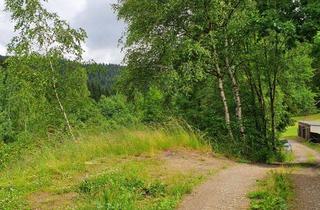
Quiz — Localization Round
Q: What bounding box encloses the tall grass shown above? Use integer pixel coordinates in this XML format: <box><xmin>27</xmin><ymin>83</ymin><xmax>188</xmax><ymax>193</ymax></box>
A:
<box><xmin>0</xmin><ymin>123</ymin><xmax>210</xmax><ymax>209</ymax></box>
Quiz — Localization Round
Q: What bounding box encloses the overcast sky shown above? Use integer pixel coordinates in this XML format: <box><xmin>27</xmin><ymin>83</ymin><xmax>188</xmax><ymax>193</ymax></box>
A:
<box><xmin>0</xmin><ymin>0</ymin><xmax>126</xmax><ymax>64</ymax></box>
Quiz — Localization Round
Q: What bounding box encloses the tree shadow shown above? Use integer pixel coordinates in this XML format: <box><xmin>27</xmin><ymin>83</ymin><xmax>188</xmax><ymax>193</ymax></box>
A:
<box><xmin>272</xmin><ymin>162</ymin><xmax>320</xmax><ymax>169</ymax></box>
<box><xmin>250</xmin><ymin>162</ymin><xmax>320</xmax><ymax>169</ymax></box>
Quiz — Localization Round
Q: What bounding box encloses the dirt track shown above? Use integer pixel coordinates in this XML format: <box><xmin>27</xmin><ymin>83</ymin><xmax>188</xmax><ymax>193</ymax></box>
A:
<box><xmin>289</xmin><ymin>141</ymin><xmax>320</xmax><ymax>210</ymax></box>
<box><xmin>178</xmin><ymin>141</ymin><xmax>320</xmax><ymax>210</ymax></box>
<box><xmin>178</xmin><ymin>164</ymin><xmax>270</xmax><ymax>210</ymax></box>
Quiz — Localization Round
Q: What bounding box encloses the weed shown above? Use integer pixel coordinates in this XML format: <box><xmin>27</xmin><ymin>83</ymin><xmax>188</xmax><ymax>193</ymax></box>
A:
<box><xmin>76</xmin><ymin>168</ymin><xmax>204</xmax><ymax>209</ymax></box>
<box><xmin>78</xmin><ymin>171</ymin><xmax>168</xmax><ymax>209</ymax></box>
<box><xmin>248</xmin><ymin>170</ymin><xmax>293</xmax><ymax>210</ymax></box>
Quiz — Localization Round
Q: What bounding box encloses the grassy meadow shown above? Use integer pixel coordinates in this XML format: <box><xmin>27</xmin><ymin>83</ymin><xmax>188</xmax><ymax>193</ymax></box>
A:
<box><xmin>0</xmin><ymin>124</ymin><xmax>217</xmax><ymax>209</ymax></box>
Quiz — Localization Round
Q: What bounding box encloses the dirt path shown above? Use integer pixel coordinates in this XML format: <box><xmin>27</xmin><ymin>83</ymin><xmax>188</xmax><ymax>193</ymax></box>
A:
<box><xmin>289</xmin><ymin>141</ymin><xmax>320</xmax><ymax>163</ymax></box>
<box><xmin>178</xmin><ymin>164</ymin><xmax>270</xmax><ymax>210</ymax></box>
<box><xmin>289</xmin><ymin>141</ymin><xmax>320</xmax><ymax>210</ymax></box>
<box><xmin>178</xmin><ymin>141</ymin><xmax>320</xmax><ymax>210</ymax></box>
<box><xmin>177</xmin><ymin>140</ymin><xmax>320</xmax><ymax>210</ymax></box>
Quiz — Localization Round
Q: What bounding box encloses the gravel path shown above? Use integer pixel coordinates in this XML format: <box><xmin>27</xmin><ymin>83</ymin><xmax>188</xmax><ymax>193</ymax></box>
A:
<box><xmin>289</xmin><ymin>141</ymin><xmax>320</xmax><ymax>163</ymax></box>
<box><xmin>177</xmin><ymin>140</ymin><xmax>320</xmax><ymax>210</ymax></box>
<box><xmin>290</xmin><ymin>140</ymin><xmax>320</xmax><ymax>210</ymax></box>
<box><xmin>177</xmin><ymin>164</ymin><xmax>270</xmax><ymax>210</ymax></box>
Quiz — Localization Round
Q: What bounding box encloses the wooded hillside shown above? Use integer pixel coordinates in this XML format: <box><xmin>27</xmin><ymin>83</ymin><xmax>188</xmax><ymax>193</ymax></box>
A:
<box><xmin>1</xmin><ymin>1</ymin><xmax>320</xmax><ymax>209</ymax></box>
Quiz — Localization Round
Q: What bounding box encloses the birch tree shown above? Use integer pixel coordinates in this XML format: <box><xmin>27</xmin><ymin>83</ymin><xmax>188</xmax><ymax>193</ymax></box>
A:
<box><xmin>5</xmin><ymin>0</ymin><xmax>87</xmax><ymax>139</ymax></box>
<box><xmin>115</xmin><ymin>0</ymin><xmax>256</xmax><ymax>141</ymax></box>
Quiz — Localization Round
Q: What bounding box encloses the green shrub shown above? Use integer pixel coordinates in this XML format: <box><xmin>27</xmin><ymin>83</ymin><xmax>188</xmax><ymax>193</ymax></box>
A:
<box><xmin>0</xmin><ymin>57</ymin><xmax>100</xmax><ymax>141</ymax></box>
<box><xmin>140</xmin><ymin>87</ymin><xmax>166</xmax><ymax>123</ymax></box>
<box><xmin>98</xmin><ymin>94</ymin><xmax>140</xmax><ymax>126</ymax></box>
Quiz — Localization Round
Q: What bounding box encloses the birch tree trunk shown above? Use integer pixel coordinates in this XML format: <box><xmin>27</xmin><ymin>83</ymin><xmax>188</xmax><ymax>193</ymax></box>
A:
<box><xmin>225</xmin><ymin>57</ymin><xmax>245</xmax><ymax>137</ymax></box>
<box><xmin>214</xmin><ymin>48</ymin><xmax>234</xmax><ymax>141</ymax></box>
<box><xmin>224</xmin><ymin>39</ymin><xmax>245</xmax><ymax>138</ymax></box>
<box><xmin>49</xmin><ymin>60</ymin><xmax>75</xmax><ymax>140</ymax></box>
<box><xmin>217</xmin><ymin>73</ymin><xmax>234</xmax><ymax>142</ymax></box>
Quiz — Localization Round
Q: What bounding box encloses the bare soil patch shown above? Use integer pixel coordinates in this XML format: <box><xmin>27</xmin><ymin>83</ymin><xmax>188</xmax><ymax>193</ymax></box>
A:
<box><xmin>28</xmin><ymin>192</ymin><xmax>77</xmax><ymax>210</ymax></box>
<box><xmin>161</xmin><ymin>149</ymin><xmax>233</xmax><ymax>174</ymax></box>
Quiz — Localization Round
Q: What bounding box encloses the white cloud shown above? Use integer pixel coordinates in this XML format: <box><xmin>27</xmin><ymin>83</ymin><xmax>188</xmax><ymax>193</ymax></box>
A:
<box><xmin>83</xmin><ymin>45</ymin><xmax>123</xmax><ymax>64</ymax></box>
<box><xmin>0</xmin><ymin>0</ymin><xmax>15</xmax><ymax>54</ymax></box>
<box><xmin>0</xmin><ymin>44</ymin><xmax>6</xmax><ymax>55</ymax></box>
<box><xmin>46</xmin><ymin>0</ymin><xmax>87</xmax><ymax>21</ymax></box>
<box><xmin>0</xmin><ymin>0</ymin><xmax>4</xmax><ymax>9</ymax></box>
<box><xmin>73</xmin><ymin>0</ymin><xmax>125</xmax><ymax>64</ymax></box>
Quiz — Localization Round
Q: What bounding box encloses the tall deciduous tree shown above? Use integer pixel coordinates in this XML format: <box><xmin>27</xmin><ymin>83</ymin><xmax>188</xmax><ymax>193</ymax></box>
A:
<box><xmin>115</xmin><ymin>0</ymin><xmax>256</xmax><ymax>141</ymax></box>
<box><xmin>5</xmin><ymin>0</ymin><xmax>87</xmax><ymax>139</ymax></box>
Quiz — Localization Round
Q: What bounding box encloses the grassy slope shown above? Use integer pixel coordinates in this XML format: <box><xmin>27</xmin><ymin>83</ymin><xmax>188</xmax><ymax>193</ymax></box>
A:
<box><xmin>0</xmin><ymin>125</ymin><xmax>215</xmax><ymax>209</ymax></box>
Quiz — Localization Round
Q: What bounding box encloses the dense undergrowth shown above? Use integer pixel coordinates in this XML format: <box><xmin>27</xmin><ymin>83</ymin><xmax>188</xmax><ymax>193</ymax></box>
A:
<box><xmin>0</xmin><ymin>124</ymin><xmax>212</xmax><ymax>209</ymax></box>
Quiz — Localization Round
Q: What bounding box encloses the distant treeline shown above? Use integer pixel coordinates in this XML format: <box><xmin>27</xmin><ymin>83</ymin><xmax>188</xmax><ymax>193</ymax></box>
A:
<box><xmin>86</xmin><ymin>63</ymin><xmax>122</xmax><ymax>101</ymax></box>
<box><xmin>0</xmin><ymin>56</ymin><xmax>7</xmax><ymax>65</ymax></box>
